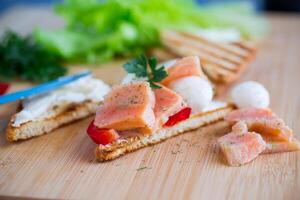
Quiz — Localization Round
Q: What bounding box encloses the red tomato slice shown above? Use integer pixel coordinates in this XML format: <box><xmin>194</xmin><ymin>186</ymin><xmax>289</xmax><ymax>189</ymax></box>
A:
<box><xmin>0</xmin><ymin>82</ymin><xmax>10</xmax><ymax>95</ymax></box>
<box><xmin>164</xmin><ymin>107</ymin><xmax>192</xmax><ymax>127</ymax></box>
<box><xmin>87</xmin><ymin>121</ymin><xmax>119</xmax><ymax>145</ymax></box>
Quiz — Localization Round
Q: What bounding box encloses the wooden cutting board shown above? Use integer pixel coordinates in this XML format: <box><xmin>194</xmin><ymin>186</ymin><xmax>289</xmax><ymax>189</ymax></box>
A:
<box><xmin>0</xmin><ymin>14</ymin><xmax>300</xmax><ymax>200</ymax></box>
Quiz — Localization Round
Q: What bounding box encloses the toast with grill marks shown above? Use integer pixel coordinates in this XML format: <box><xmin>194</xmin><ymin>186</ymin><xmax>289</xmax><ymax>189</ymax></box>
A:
<box><xmin>153</xmin><ymin>30</ymin><xmax>257</xmax><ymax>84</ymax></box>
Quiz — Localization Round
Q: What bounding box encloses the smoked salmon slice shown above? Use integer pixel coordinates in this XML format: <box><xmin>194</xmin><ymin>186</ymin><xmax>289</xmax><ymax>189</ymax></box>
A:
<box><xmin>218</xmin><ymin>121</ymin><xmax>266</xmax><ymax>166</ymax></box>
<box><xmin>160</xmin><ymin>56</ymin><xmax>205</xmax><ymax>86</ymax></box>
<box><xmin>94</xmin><ymin>82</ymin><xmax>156</xmax><ymax>134</ymax></box>
<box><xmin>225</xmin><ymin>107</ymin><xmax>273</xmax><ymax>121</ymax></box>
<box><xmin>225</xmin><ymin>108</ymin><xmax>300</xmax><ymax>153</ymax></box>
<box><xmin>154</xmin><ymin>86</ymin><xmax>186</xmax><ymax>126</ymax></box>
<box><xmin>263</xmin><ymin>137</ymin><xmax>300</xmax><ymax>154</ymax></box>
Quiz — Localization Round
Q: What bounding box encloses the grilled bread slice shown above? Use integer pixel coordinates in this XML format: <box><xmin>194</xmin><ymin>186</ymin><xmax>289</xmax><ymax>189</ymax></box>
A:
<box><xmin>155</xmin><ymin>30</ymin><xmax>257</xmax><ymax>84</ymax></box>
<box><xmin>95</xmin><ymin>104</ymin><xmax>235</xmax><ymax>161</ymax></box>
<box><xmin>6</xmin><ymin>100</ymin><xmax>100</xmax><ymax>142</ymax></box>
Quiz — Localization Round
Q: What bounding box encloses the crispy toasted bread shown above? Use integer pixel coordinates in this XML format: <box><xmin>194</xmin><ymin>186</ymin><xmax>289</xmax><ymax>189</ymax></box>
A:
<box><xmin>153</xmin><ymin>30</ymin><xmax>257</xmax><ymax>84</ymax></box>
<box><xmin>95</xmin><ymin>104</ymin><xmax>235</xmax><ymax>161</ymax></box>
<box><xmin>6</xmin><ymin>101</ymin><xmax>100</xmax><ymax>142</ymax></box>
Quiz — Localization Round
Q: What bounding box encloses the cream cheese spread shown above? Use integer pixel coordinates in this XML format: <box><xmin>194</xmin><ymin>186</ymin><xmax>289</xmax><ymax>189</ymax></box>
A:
<box><xmin>13</xmin><ymin>76</ymin><xmax>110</xmax><ymax>127</ymax></box>
<box><xmin>202</xmin><ymin>101</ymin><xmax>227</xmax><ymax>112</ymax></box>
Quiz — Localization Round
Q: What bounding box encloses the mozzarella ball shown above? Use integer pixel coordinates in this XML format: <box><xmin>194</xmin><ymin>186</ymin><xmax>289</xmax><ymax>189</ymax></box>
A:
<box><xmin>231</xmin><ymin>81</ymin><xmax>270</xmax><ymax>109</ymax></box>
<box><xmin>169</xmin><ymin>76</ymin><xmax>213</xmax><ymax>113</ymax></box>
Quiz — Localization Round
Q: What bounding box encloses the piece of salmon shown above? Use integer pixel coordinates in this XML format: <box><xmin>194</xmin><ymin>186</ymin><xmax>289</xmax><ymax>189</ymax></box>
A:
<box><xmin>226</xmin><ymin>108</ymin><xmax>293</xmax><ymax>142</ymax></box>
<box><xmin>226</xmin><ymin>108</ymin><xmax>300</xmax><ymax>153</ymax></box>
<box><xmin>160</xmin><ymin>56</ymin><xmax>205</xmax><ymax>86</ymax></box>
<box><xmin>94</xmin><ymin>82</ymin><xmax>156</xmax><ymax>134</ymax></box>
<box><xmin>153</xmin><ymin>86</ymin><xmax>186</xmax><ymax>126</ymax></box>
<box><xmin>263</xmin><ymin>137</ymin><xmax>300</xmax><ymax>154</ymax></box>
<box><xmin>231</xmin><ymin>120</ymin><xmax>248</xmax><ymax>133</ymax></box>
<box><xmin>226</xmin><ymin>107</ymin><xmax>273</xmax><ymax>121</ymax></box>
<box><xmin>218</xmin><ymin>121</ymin><xmax>266</xmax><ymax>166</ymax></box>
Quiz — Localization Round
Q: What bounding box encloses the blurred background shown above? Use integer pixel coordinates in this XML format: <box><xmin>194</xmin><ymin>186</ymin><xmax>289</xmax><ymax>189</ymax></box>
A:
<box><xmin>1</xmin><ymin>0</ymin><xmax>300</xmax><ymax>13</ymax></box>
<box><xmin>0</xmin><ymin>0</ymin><xmax>299</xmax><ymax>85</ymax></box>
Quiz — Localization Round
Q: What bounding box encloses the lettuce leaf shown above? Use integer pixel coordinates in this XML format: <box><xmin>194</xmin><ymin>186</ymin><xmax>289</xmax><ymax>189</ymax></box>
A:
<box><xmin>35</xmin><ymin>0</ymin><xmax>267</xmax><ymax>63</ymax></box>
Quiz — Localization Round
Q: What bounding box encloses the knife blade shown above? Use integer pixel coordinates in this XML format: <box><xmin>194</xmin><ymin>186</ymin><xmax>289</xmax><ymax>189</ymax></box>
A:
<box><xmin>0</xmin><ymin>71</ymin><xmax>91</xmax><ymax>105</ymax></box>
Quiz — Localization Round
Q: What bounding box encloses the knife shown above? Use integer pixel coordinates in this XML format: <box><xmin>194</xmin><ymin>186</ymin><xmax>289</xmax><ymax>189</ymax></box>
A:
<box><xmin>0</xmin><ymin>71</ymin><xmax>91</xmax><ymax>105</ymax></box>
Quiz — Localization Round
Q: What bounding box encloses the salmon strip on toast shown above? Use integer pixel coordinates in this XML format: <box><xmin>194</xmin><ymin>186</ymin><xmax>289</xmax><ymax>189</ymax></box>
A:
<box><xmin>225</xmin><ymin>108</ymin><xmax>300</xmax><ymax>154</ymax></box>
<box><xmin>87</xmin><ymin>55</ymin><xmax>238</xmax><ymax>161</ymax></box>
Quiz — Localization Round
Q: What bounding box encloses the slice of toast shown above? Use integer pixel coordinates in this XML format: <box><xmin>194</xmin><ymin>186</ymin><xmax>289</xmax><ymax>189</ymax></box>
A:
<box><xmin>6</xmin><ymin>100</ymin><xmax>100</xmax><ymax>142</ymax></box>
<box><xmin>95</xmin><ymin>104</ymin><xmax>235</xmax><ymax>161</ymax></box>
<box><xmin>155</xmin><ymin>30</ymin><xmax>257</xmax><ymax>84</ymax></box>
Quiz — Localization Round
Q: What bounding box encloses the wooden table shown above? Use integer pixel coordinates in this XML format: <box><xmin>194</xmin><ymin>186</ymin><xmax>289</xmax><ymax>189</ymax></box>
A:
<box><xmin>0</xmin><ymin>10</ymin><xmax>300</xmax><ymax>200</ymax></box>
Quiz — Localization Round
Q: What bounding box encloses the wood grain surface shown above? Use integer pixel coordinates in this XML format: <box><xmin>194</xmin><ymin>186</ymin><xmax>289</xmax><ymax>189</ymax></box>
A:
<box><xmin>0</xmin><ymin>12</ymin><xmax>300</xmax><ymax>200</ymax></box>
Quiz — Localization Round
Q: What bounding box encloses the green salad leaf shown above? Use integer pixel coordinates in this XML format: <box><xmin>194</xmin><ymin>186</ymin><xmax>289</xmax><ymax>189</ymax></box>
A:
<box><xmin>35</xmin><ymin>0</ymin><xmax>267</xmax><ymax>64</ymax></box>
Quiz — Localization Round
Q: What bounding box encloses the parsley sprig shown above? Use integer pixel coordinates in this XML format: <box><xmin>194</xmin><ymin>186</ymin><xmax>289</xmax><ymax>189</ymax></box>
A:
<box><xmin>123</xmin><ymin>54</ymin><xmax>168</xmax><ymax>89</ymax></box>
<box><xmin>0</xmin><ymin>31</ymin><xmax>66</xmax><ymax>83</ymax></box>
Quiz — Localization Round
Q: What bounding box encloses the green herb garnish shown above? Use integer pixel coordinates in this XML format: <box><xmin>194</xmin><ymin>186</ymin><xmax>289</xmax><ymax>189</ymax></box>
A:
<box><xmin>123</xmin><ymin>54</ymin><xmax>168</xmax><ymax>89</ymax></box>
<box><xmin>136</xmin><ymin>166</ymin><xmax>152</xmax><ymax>171</ymax></box>
<box><xmin>0</xmin><ymin>31</ymin><xmax>66</xmax><ymax>83</ymax></box>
